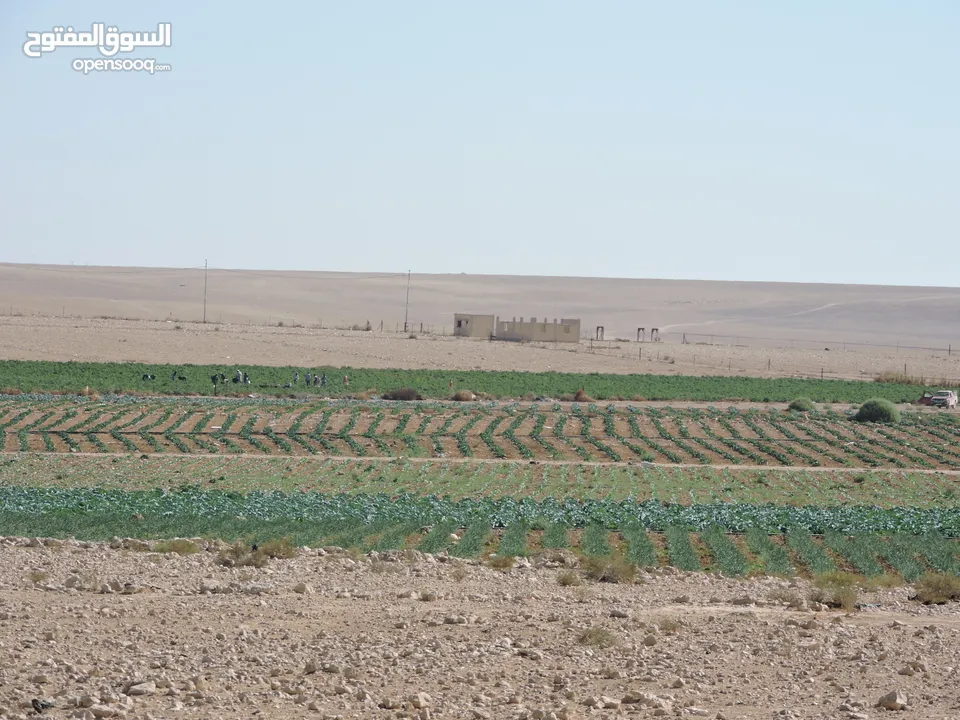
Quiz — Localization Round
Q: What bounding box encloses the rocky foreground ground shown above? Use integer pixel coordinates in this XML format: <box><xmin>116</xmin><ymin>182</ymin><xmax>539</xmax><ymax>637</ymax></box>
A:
<box><xmin>1</xmin><ymin>537</ymin><xmax>959</xmax><ymax>720</ymax></box>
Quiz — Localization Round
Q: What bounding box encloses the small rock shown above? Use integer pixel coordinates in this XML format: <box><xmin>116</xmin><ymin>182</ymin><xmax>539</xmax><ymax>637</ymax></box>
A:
<box><xmin>877</xmin><ymin>690</ymin><xmax>908</xmax><ymax>711</ymax></box>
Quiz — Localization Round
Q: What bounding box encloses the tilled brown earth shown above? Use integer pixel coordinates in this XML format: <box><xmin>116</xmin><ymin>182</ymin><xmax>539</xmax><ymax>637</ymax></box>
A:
<box><xmin>1</xmin><ymin>538</ymin><xmax>959</xmax><ymax>720</ymax></box>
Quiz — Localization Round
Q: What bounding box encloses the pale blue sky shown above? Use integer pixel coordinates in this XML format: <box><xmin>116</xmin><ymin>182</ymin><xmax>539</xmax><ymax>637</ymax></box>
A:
<box><xmin>1</xmin><ymin>2</ymin><xmax>957</xmax><ymax>286</ymax></box>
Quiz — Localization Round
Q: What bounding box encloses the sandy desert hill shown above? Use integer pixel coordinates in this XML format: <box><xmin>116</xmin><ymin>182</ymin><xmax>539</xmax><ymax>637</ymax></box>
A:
<box><xmin>2</xmin><ymin>263</ymin><xmax>959</xmax><ymax>351</ymax></box>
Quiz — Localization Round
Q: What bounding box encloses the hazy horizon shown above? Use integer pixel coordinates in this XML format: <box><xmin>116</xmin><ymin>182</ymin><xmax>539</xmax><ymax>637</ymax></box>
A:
<box><xmin>2</xmin><ymin>261</ymin><xmax>958</xmax><ymax>292</ymax></box>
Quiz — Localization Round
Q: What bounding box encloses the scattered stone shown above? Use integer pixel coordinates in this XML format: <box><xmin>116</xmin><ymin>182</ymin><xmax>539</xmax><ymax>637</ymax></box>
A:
<box><xmin>877</xmin><ymin>690</ymin><xmax>908</xmax><ymax>711</ymax></box>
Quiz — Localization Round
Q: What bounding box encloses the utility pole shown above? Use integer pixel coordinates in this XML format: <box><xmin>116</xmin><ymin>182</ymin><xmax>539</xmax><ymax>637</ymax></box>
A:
<box><xmin>203</xmin><ymin>259</ymin><xmax>208</xmax><ymax>323</ymax></box>
<box><xmin>403</xmin><ymin>270</ymin><xmax>411</xmax><ymax>332</ymax></box>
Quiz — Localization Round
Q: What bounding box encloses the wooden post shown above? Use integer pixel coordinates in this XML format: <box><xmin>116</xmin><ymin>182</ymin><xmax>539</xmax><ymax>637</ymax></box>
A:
<box><xmin>639</xmin><ymin>347</ymin><xmax>641</xmax><ymax>362</ymax></box>
<box><xmin>767</xmin><ymin>359</ymin><xmax>771</xmax><ymax>370</ymax></box>
<box><xmin>821</xmin><ymin>368</ymin><xmax>824</xmax><ymax>379</ymax></box>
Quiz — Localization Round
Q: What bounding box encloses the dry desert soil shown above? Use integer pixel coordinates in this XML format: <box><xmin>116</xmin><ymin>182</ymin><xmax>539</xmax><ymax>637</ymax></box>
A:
<box><xmin>2</xmin><ymin>537</ymin><xmax>959</xmax><ymax>720</ymax></box>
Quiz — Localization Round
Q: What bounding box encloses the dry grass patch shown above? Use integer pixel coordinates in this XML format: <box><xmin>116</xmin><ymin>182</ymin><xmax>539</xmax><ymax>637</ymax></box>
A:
<box><xmin>488</xmin><ymin>555</ymin><xmax>516</xmax><ymax>570</ymax></box>
<box><xmin>152</xmin><ymin>539</ymin><xmax>200</xmax><ymax>555</ymax></box>
<box><xmin>557</xmin><ymin>569</ymin><xmax>582</xmax><ymax>587</ymax></box>
<box><xmin>912</xmin><ymin>572</ymin><xmax>960</xmax><ymax>605</ymax></box>
<box><xmin>451</xmin><ymin>390</ymin><xmax>476</xmax><ymax>402</ymax></box>
<box><xmin>450</xmin><ymin>565</ymin><xmax>469</xmax><ymax>582</ymax></box>
<box><xmin>862</xmin><ymin>573</ymin><xmax>905</xmax><ymax>591</ymax></box>
<box><xmin>581</xmin><ymin>555</ymin><xmax>637</xmax><ymax>584</ymax></box>
<box><xmin>215</xmin><ymin>537</ymin><xmax>297</xmax><ymax>568</ymax></box>
<box><xmin>577</xmin><ymin>627</ymin><xmax>620</xmax><ymax>648</ymax></box>
<box><xmin>809</xmin><ymin>571</ymin><xmax>861</xmax><ymax>611</ymax></box>
<box><xmin>656</xmin><ymin>616</ymin><xmax>683</xmax><ymax>635</ymax></box>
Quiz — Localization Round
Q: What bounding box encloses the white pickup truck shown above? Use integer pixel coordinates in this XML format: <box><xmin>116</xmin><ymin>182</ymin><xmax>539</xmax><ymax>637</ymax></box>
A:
<box><xmin>930</xmin><ymin>390</ymin><xmax>958</xmax><ymax>409</ymax></box>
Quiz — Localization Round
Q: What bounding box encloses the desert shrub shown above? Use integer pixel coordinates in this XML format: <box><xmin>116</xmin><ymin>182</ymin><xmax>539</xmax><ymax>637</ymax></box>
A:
<box><xmin>259</xmin><ymin>537</ymin><xmax>298</xmax><ymax>559</ymax></box>
<box><xmin>153</xmin><ymin>539</ymin><xmax>200</xmax><ymax>555</ymax></box>
<box><xmin>451</xmin><ymin>390</ymin><xmax>476</xmax><ymax>402</ymax></box>
<box><xmin>382</xmin><ymin>388</ymin><xmax>423</xmax><ymax>401</ymax></box>
<box><xmin>450</xmin><ymin>565</ymin><xmax>468</xmax><ymax>582</ymax></box>
<box><xmin>28</xmin><ymin>570</ymin><xmax>50</xmax><ymax>584</ymax></box>
<box><xmin>809</xmin><ymin>571</ymin><xmax>860</xmax><ymax>611</ymax></box>
<box><xmin>215</xmin><ymin>537</ymin><xmax>296</xmax><ymax>568</ymax></box>
<box><xmin>574</xmin><ymin>388</ymin><xmax>594</xmax><ymax>402</ymax></box>
<box><xmin>488</xmin><ymin>555</ymin><xmax>515</xmax><ymax>570</ymax></box>
<box><xmin>216</xmin><ymin>541</ymin><xmax>268</xmax><ymax>568</ymax></box>
<box><xmin>656</xmin><ymin>616</ymin><xmax>683</xmax><ymax>634</ymax></box>
<box><xmin>912</xmin><ymin>572</ymin><xmax>960</xmax><ymax>605</ymax></box>
<box><xmin>854</xmin><ymin>398</ymin><xmax>900</xmax><ymax>424</ymax></box>
<box><xmin>788</xmin><ymin>397</ymin><xmax>815</xmax><ymax>412</ymax></box>
<box><xmin>557</xmin><ymin>570</ymin><xmax>582</xmax><ymax>587</ymax></box>
<box><xmin>577</xmin><ymin>627</ymin><xmax>620</xmax><ymax>648</ymax></box>
<box><xmin>581</xmin><ymin>555</ymin><xmax>636</xmax><ymax>584</ymax></box>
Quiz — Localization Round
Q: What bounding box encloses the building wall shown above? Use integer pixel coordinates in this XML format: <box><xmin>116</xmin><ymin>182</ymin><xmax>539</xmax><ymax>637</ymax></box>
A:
<box><xmin>453</xmin><ymin>313</ymin><xmax>495</xmax><ymax>338</ymax></box>
<box><xmin>495</xmin><ymin>317</ymin><xmax>580</xmax><ymax>343</ymax></box>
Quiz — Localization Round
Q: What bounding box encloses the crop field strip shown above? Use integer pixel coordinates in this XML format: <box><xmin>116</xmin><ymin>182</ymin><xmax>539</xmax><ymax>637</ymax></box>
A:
<box><xmin>1</xmin><ymin>486</ymin><xmax>959</xmax><ymax>579</ymax></box>
<box><xmin>0</xmin><ymin>358</ymin><xmax>937</xmax><ymax>403</ymax></box>
<box><xmin>2</xmin><ymin>453</ymin><xmax>959</xmax><ymax>510</ymax></box>
<box><xmin>2</xmin><ymin>398</ymin><xmax>959</xmax><ymax>470</ymax></box>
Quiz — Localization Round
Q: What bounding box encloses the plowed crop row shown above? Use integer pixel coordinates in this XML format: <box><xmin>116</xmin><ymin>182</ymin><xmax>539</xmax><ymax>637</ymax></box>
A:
<box><xmin>2</xmin><ymin>399</ymin><xmax>958</xmax><ymax>469</ymax></box>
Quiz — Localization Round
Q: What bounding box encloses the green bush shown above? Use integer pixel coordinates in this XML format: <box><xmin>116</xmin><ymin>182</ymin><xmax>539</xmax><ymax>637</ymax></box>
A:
<box><xmin>788</xmin><ymin>397</ymin><xmax>815</xmax><ymax>412</ymax></box>
<box><xmin>854</xmin><ymin>398</ymin><xmax>901</xmax><ymax>424</ymax></box>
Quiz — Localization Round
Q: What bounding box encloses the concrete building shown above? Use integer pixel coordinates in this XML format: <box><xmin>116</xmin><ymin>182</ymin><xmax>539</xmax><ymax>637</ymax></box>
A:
<box><xmin>496</xmin><ymin>316</ymin><xmax>581</xmax><ymax>343</ymax></box>
<box><xmin>453</xmin><ymin>313</ymin><xmax>495</xmax><ymax>338</ymax></box>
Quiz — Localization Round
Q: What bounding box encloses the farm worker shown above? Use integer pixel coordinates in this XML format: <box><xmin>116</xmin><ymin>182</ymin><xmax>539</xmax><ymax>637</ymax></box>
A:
<box><xmin>306</xmin><ymin>373</ymin><xmax>312</xmax><ymax>385</ymax></box>
<box><xmin>343</xmin><ymin>375</ymin><xmax>349</xmax><ymax>386</ymax></box>
<box><xmin>320</xmin><ymin>373</ymin><xmax>327</xmax><ymax>387</ymax></box>
<box><xmin>449</xmin><ymin>379</ymin><xmax>453</xmax><ymax>391</ymax></box>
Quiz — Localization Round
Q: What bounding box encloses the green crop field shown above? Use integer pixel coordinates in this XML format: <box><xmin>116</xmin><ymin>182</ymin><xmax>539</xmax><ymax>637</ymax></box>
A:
<box><xmin>0</xmin><ymin>359</ymin><xmax>933</xmax><ymax>402</ymax></box>
<box><xmin>0</xmin><ymin>367</ymin><xmax>957</xmax><ymax>583</ymax></box>
<box><xmin>1</xmin><ymin>485</ymin><xmax>958</xmax><ymax>579</ymax></box>
<box><xmin>3</xmin><ymin>455</ymin><xmax>959</xmax><ymax>510</ymax></box>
